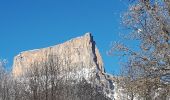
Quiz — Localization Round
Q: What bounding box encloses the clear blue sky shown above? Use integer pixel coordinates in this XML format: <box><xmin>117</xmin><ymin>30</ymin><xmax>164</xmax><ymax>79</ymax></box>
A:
<box><xmin>0</xmin><ymin>0</ymin><xmax>130</xmax><ymax>74</ymax></box>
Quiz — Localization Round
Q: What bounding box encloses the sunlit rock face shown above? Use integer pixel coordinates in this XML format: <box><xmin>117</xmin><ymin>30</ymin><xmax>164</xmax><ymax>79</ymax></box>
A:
<box><xmin>13</xmin><ymin>33</ymin><xmax>103</xmax><ymax>77</ymax></box>
<box><xmin>12</xmin><ymin>33</ymin><xmax>115</xmax><ymax>99</ymax></box>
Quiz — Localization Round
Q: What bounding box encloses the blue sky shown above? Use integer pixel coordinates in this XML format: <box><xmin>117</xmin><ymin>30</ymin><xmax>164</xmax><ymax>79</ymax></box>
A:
<box><xmin>0</xmin><ymin>0</ymin><xmax>130</xmax><ymax>74</ymax></box>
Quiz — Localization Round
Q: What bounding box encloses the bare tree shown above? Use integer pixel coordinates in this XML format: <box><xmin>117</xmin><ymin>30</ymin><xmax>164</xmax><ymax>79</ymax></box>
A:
<box><xmin>0</xmin><ymin>59</ymin><xmax>12</xmax><ymax>100</ymax></box>
<box><xmin>0</xmin><ymin>53</ymin><xmax>110</xmax><ymax>100</ymax></box>
<box><xmin>110</xmin><ymin>0</ymin><xmax>170</xmax><ymax>99</ymax></box>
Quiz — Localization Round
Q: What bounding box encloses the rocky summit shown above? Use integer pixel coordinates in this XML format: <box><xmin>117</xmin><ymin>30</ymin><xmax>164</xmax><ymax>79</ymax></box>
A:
<box><xmin>12</xmin><ymin>33</ymin><xmax>115</xmax><ymax>99</ymax></box>
<box><xmin>13</xmin><ymin>33</ymin><xmax>104</xmax><ymax>77</ymax></box>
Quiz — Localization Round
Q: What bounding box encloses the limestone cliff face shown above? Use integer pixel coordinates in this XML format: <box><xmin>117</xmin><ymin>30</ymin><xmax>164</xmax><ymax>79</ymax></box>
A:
<box><xmin>13</xmin><ymin>33</ymin><xmax>104</xmax><ymax>77</ymax></box>
<box><xmin>12</xmin><ymin>33</ymin><xmax>115</xmax><ymax>99</ymax></box>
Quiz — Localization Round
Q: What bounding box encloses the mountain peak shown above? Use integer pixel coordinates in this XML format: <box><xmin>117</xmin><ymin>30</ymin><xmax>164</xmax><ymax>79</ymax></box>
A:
<box><xmin>12</xmin><ymin>33</ymin><xmax>115</xmax><ymax>99</ymax></box>
<box><xmin>12</xmin><ymin>33</ymin><xmax>104</xmax><ymax>78</ymax></box>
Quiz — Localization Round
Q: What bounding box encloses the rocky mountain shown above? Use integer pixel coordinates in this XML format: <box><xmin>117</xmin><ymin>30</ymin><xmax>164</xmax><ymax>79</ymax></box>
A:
<box><xmin>12</xmin><ymin>33</ymin><xmax>115</xmax><ymax>99</ymax></box>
